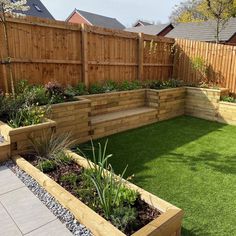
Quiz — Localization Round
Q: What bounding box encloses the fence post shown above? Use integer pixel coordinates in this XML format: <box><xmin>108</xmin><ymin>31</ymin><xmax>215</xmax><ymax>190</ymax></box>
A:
<box><xmin>1</xmin><ymin>63</ymin><xmax>9</xmax><ymax>93</ymax></box>
<box><xmin>138</xmin><ymin>33</ymin><xmax>144</xmax><ymax>81</ymax></box>
<box><xmin>81</xmin><ymin>24</ymin><xmax>89</xmax><ymax>88</ymax></box>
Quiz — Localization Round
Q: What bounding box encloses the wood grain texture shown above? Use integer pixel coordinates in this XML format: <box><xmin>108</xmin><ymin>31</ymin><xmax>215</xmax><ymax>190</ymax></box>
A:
<box><xmin>0</xmin><ymin>16</ymin><xmax>175</xmax><ymax>91</ymax></box>
<box><xmin>174</xmin><ymin>39</ymin><xmax>236</xmax><ymax>94</ymax></box>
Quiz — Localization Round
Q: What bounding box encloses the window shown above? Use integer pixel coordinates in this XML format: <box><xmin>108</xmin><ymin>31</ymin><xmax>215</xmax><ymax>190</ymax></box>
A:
<box><xmin>33</xmin><ymin>4</ymin><xmax>42</xmax><ymax>12</ymax></box>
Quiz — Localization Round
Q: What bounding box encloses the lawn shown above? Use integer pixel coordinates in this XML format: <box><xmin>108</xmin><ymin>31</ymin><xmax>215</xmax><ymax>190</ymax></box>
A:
<box><xmin>78</xmin><ymin>116</ymin><xmax>236</xmax><ymax>236</ymax></box>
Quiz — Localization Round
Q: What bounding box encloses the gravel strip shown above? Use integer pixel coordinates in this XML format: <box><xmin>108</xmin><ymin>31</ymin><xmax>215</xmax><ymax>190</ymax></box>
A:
<box><xmin>4</xmin><ymin>161</ymin><xmax>92</xmax><ymax>236</ymax></box>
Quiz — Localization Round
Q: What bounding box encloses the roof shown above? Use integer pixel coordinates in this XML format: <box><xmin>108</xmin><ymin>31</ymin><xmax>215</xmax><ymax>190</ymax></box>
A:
<box><xmin>23</xmin><ymin>0</ymin><xmax>54</xmax><ymax>20</ymax></box>
<box><xmin>134</xmin><ymin>20</ymin><xmax>153</xmax><ymax>27</ymax></box>
<box><xmin>125</xmin><ymin>24</ymin><xmax>173</xmax><ymax>35</ymax></box>
<box><xmin>166</xmin><ymin>18</ymin><xmax>236</xmax><ymax>42</ymax></box>
<box><xmin>75</xmin><ymin>9</ymin><xmax>125</xmax><ymax>30</ymax></box>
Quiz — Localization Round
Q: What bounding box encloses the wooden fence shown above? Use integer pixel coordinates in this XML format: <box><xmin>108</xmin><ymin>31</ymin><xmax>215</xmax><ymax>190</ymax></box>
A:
<box><xmin>174</xmin><ymin>39</ymin><xmax>236</xmax><ymax>94</ymax></box>
<box><xmin>1</xmin><ymin>16</ymin><xmax>236</xmax><ymax>94</ymax></box>
<box><xmin>0</xmin><ymin>16</ymin><xmax>174</xmax><ymax>91</ymax></box>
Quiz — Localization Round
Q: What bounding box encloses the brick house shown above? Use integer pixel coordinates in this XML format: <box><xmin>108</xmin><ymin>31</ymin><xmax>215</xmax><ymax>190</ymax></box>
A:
<box><xmin>66</xmin><ymin>9</ymin><xmax>125</xmax><ymax>30</ymax></box>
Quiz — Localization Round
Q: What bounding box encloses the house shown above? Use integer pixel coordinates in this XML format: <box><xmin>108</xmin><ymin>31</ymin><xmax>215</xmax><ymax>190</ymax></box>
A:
<box><xmin>133</xmin><ymin>20</ymin><xmax>153</xmax><ymax>27</ymax></box>
<box><xmin>166</xmin><ymin>18</ymin><xmax>236</xmax><ymax>45</ymax></box>
<box><xmin>125</xmin><ymin>23</ymin><xmax>174</xmax><ymax>37</ymax></box>
<box><xmin>19</xmin><ymin>0</ymin><xmax>54</xmax><ymax>20</ymax></box>
<box><xmin>66</xmin><ymin>9</ymin><xmax>125</xmax><ymax>30</ymax></box>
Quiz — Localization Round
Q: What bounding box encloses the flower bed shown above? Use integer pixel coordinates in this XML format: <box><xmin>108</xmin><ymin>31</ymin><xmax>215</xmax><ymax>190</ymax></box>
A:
<box><xmin>13</xmin><ymin>150</ymin><xmax>183</xmax><ymax>236</ymax></box>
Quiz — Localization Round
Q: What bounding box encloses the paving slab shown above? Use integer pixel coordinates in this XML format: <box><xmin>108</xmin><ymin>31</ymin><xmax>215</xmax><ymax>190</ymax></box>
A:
<box><xmin>0</xmin><ymin>202</ymin><xmax>22</xmax><ymax>236</ymax></box>
<box><xmin>25</xmin><ymin>219</ymin><xmax>72</xmax><ymax>236</ymax></box>
<box><xmin>0</xmin><ymin>187</ymin><xmax>56</xmax><ymax>234</ymax></box>
<box><xmin>0</xmin><ymin>166</ymin><xmax>25</xmax><ymax>195</ymax></box>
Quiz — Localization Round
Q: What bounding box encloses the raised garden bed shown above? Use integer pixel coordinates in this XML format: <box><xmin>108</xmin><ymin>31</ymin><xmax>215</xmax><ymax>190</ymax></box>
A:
<box><xmin>0</xmin><ymin>119</ymin><xmax>56</xmax><ymax>155</ymax></box>
<box><xmin>185</xmin><ymin>87</ymin><xmax>229</xmax><ymax>121</ymax></box>
<box><xmin>48</xmin><ymin>98</ymin><xmax>91</xmax><ymax>143</ymax></box>
<box><xmin>218</xmin><ymin>101</ymin><xmax>236</xmax><ymax>125</ymax></box>
<box><xmin>13</xmin><ymin>151</ymin><xmax>183</xmax><ymax>236</ymax></box>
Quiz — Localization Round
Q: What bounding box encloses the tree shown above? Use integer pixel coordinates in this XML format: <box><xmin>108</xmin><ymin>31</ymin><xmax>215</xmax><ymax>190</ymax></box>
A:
<box><xmin>0</xmin><ymin>0</ymin><xmax>29</xmax><ymax>95</ymax></box>
<box><xmin>205</xmin><ymin>0</ymin><xmax>236</xmax><ymax>43</ymax></box>
<box><xmin>170</xmin><ymin>0</ymin><xmax>236</xmax><ymax>43</ymax></box>
<box><xmin>170</xmin><ymin>0</ymin><xmax>206</xmax><ymax>24</ymax></box>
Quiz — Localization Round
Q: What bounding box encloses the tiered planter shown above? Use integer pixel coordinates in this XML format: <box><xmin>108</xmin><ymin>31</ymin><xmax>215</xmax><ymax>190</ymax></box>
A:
<box><xmin>13</xmin><ymin>151</ymin><xmax>184</xmax><ymax>236</ymax></box>
<box><xmin>48</xmin><ymin>98</ymin><xmax>91</xmax><ymax>144</ymax></box>
<box><xmin>0</xmin><ymin>119</ymin><xmax>56</xmax><ymax>156</ymax></box>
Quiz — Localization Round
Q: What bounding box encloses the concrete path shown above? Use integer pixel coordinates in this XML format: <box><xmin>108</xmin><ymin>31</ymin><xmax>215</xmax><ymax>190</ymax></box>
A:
<box><xmin>0</xmin><ymin>165</ymin><xmax>72</xmax><ymax>236</ymax></box>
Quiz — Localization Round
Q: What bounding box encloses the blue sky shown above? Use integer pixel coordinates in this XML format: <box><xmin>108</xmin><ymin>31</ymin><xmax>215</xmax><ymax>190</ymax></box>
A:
<box><xmin>41</xmin><ymin>0</ymin><xmax>182</xmax><ymax>27</ymax></box>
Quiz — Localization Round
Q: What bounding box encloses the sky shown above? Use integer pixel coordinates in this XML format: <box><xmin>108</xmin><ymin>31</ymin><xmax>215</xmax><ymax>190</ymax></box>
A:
<box><xmin>40</xmin><ymin>0</ymin><xmax>182</xmax><ymax>27</ymax></box>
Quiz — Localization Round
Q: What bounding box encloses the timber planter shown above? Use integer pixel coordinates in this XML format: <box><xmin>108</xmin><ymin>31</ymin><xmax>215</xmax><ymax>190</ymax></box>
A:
<box><xmin>185</xmin><ymin>87</ymin><xmax>229</xmax><ymax>121</ymax></box>
<box><xmin>0</xmin><ymin>119</ymin><xmax>56</xmax><ymax>155</ymax></box>
<box><xmin>13</xmin><ymin>151</ymin><xmax>183</xmax><ymax>236</ymax></box>
<box><xmin>217</xmin><ymin>101</ymin><xmax>236</xmax><ymax>125</ymax></box>
<box><xmin>48</xmin><ymin>98</ymin><xmax>91</xmax><ymax>144</ymax></box>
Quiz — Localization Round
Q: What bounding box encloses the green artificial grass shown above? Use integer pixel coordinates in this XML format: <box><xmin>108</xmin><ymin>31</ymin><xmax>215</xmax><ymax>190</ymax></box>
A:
<box><xmin>77</xmin><ymin>116</ymin><xmax>236</xmax><ymax>236</ymax></box>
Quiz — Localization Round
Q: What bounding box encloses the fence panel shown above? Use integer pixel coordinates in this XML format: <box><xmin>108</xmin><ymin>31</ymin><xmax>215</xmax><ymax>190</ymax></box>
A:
<box><xmin>174</xmin><ymin>39</ymin><xmax>236</xmax><ymax>94</ymax></box>
<box><xmin>0</xmin><ymin>16</ymin><xmax>175</xmax><ymax>92</ymax></box>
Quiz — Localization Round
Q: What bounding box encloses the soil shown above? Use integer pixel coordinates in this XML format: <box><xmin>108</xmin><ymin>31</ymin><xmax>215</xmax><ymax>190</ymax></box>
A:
<box><xmin>25</xmin><ymin>155</ymin><xmax>161</xmax><ymax>235</ymax></box>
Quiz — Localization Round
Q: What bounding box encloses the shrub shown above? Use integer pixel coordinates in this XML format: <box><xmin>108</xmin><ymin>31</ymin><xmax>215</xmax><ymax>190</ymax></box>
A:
<box><xmin>114</xmin><ymin>185</ymin><xmax>138</xmax><ymax>207</ymax></box>
<box><xmin>76</xmin><ymin>83</ymin><xmax>88</xmax><ymax>95</ymax></box>
<box><xmin>60</xmin><ymin>173</ymin><xmax>79</xmax><ymax>188</ymax></box>
<box><xmin>221</xmin><ymin>96</ymin><xmax>236</xmax><ymax>103</ymax></box>
<box><xmin>8</xmin><ymin>104</ymin><xmax>47</xmax><ymax>128</ymax></box>
<box><xmin>110</xmin><ymin>206</ymin><xmax>137</xmax><ymax>232</ymax></box>
<box><xmin>89</xmin><ymin>83</ymin><xmax>107</xmax><ymax>94</ymax></box>
<box><xmin>37</xmin><ymin>159</ymin><xmax>56</xmax><ymax>173</ymax></box>
<box><xmin>118</xmin><ymin>80</ymin><xmax>142</xmax><ymax>91</ymax></box>
<box><xmin>45</xmin><ymin>81</ymin><xmax>74</xmax><ymax>104</ymax></box>
<box><xmin>145</xmin><ymin>79</ymin><xmax>182</xmax><ymax>90</ymax></box>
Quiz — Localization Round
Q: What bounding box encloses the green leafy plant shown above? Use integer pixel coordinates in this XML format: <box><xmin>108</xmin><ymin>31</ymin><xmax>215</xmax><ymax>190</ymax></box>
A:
<box><xmin>110</xmin><ymin>206</ymin><xmax>138</xmax><ymax>232</ymax></box>
<box><xmin>8</xmin><ymin>104</ymin><xmax>47</xmax><ymax>128</ymax></box>
<box><xmin>221</xmin><ymin>96</ymin><xmax>236</xmax><ymax>103</ymax></box>
<box><xmin>78</xmin><ymin>140</ymin><xmax>137</xmax><ymax>220</ymax></box>
<box><xmin>114</xmin><ymin>185</ymin><xmax>138</xmax><ymax>207</ymax></box>
<box><xmin>60</xmin><ymin>173</ymin><xmax>79</xmax><ymax>188</ymax></box>
<box><xmin>89</xmin><ymin>83</ymin><xmax>107</xmax><ymax>94</ymax></box>
<box><xmin>45</xmin><ymin>81</ymin><xmax>75</xmax><ymax>104</ymax></box>
<box><xmin>118</xmin><ymin>80</ymin><xmax>142</xmax><ymax>91</ymax></box>
<box><xmin>37</xmin><ymin>159</ymin><xmax>57</xmax><ymax>173</ymax></box>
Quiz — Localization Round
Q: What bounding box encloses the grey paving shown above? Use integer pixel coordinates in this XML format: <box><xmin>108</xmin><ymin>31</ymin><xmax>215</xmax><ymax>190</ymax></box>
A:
<box><xmin>0</xmin><ymin>203</ymin><xmax>22</xmax><ymax>236</ymax></box>
<box><xmin>0</xmin><ymin>166</ymin><xmax>25</xmax><ymax>195</ymax></box>
<box><xmin>0</xmin><ymin>165</ymin><xmax>72</xmax><ymax>236</ymax></box>
<box><xmin>25</xmin><ymin>219</ymin><xmax>72</xmax><ymax>236</ymax></box>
